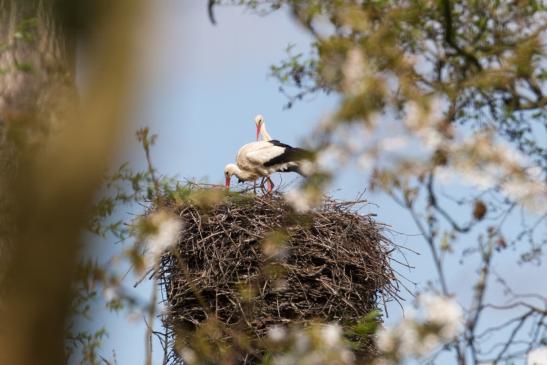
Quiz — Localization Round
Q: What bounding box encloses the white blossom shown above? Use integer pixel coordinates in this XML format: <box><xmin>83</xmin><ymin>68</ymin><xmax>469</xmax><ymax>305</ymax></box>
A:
<box><xmin>373</xmin><ymin>358</ymin><xmax>393</xmax><ymax>365</ymax></box>
<box><xmin>321</xmin><ymin>324</ymin><xmax>343</xmax><ymax>347</ymax></box>
<box><xmin>501</xmin><ymin>175</ymin><xmax>547</xmax><ymax>212</ymax></box>
<box><xmin>451</xmin><ymin>165</ymin><xmax>497</xmax><ymax>190</ymax></box>
<box><xmin>398</xmin><ymin>320</ymin><xmax>420</xmax><ymax>356</ymax></box>
<box><xmin>358</xmin><ymin>153</ymin><xmax>374</xmax><ymax>170</ymax></box>
<box><xmin>403</xmin><ymin>99</ymin><xmax>445</xmax><ymax>151</ymax></box>
<box><xmin>271</xmin><ymin>324</ymin><xmax>354</xmax><ymax>365</ymax></box>
<box><xmin>293</xmin><ymin>331</ymin><xmax>310</xmax><ymax>353</ymax></box>
<box><xmin>299</xmin><ymin>160</ymin><xmax>318</xmax><ymax>177</ymax></box>
<box><xmin>434</xmin><ymin>131</ymin><xmax>546</xmax><ymax>212</ymax></box>
<box><xmin>376</xmin><ymin>327</ymin><xmax>397</xmax><ymax>353</ymax></box>
<box><xmin>316</xmin><ymin>145</ymin><xmax>347</xmax><ymax>170</ymax></box>
<box><xmin>378</xmin><ymin>136</ymin><xmax>410</xmax><ymax>152</ymax></box>
<box><xmin>268</xmin><ymin>325</ymin><xmax>287</xmax><ymax>342</ymax></box>
<box><xmin>421</xmin><ymin>333</ymin><xmax>441</xmax><ymax>354</ymax></box>
<box><xmin>145</xmin><ymin>211</ymin><xmax>182</xmax><ymax>267</ymax></box>
<box><xmin>376</xmin><ymin>294</ymin><xmax>463</xmax><ymax>360</ymax></box>
<box><xmin>420</xmin><ymin>293</ymin><xmax>463</xmax><ymax>339</ymax></box>
<box><xmin>528</xmin><ymin>347</ymin><xmax>547</xmax><ymax>365</ymax></box>
<box><xmin>343</xmin><ymin>47</ymin><xmax>367</xmax><ymax>96</ymax></box>
<box><xmin>103</xmin><ymin>286</ymin><xmax>118</xmax><ymax>302</ymax></box>
<box><xmin>285</xmin><ymin>189</ymin><xmax>317</xmax><ymax>213</ymax></box>
<box><xmin>179</xmin><ymin>347</ymin><xmax>197</xmax><ymax>365</ymax></box>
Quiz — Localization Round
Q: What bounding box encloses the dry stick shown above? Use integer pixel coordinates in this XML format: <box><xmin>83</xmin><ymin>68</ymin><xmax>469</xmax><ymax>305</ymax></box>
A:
<box><xmin>465</xmin><ymin>239</ymin><xmax>494</xmax><ymax>364</ymax></box>
<box><xmin>525</xmin><ymin>314</ymin><xmax>546</xmax><ymax>354</ymax></box>
<box><xmin>465</xmin><ymin>202</ymin><xmax>520</xmax><ymax>363</ymax></box>
<box><xmin>144</xmin><ymin>293</ymin><xmax>156</xmax><ymax>365</ymax></box>
<box><xmin>492</xmin><ymin>310</ymin><xmax>534</xmax><ymax>364</ymax></box>
<box><xmin>134</xmin><ymin>267</ymin><xmax>155</xmax><ymax>288</ymax></box>
<box><xmin>387</xmin><ymin>181</ymin><xmax>468</xmax><ymax>361</ymax></box>
<box><xmin>425</xmin><ymin>172</ymin><xmax>471</xmax><ymax>365</ymax></box>
<box><xmin>427</xmin><ymin>173</ymin><xmax>474</xmax><ymax>233</ymax></box>
<box><xmin>390</xmin><ymin>189</ymin><xmax>450</xmax><ymax>295</ymax></box>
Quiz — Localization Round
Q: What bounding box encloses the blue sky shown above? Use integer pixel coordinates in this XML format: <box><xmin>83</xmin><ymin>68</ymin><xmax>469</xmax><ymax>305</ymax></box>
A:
<box><xmin>82</xmin><ymin>1</ymin><xmax>546</xmax><ymax>364</ymax></box>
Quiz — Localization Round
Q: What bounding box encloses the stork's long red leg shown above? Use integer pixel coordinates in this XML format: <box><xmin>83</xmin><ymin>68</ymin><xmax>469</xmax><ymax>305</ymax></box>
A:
<box><xmin>266</xmin><ymin>177</ymin><xmax>274</xmax><ymax>193</ymax></box>
<box><xmin>257</xmin><ymin>177</ymin><xmax>267</xmax><ymax>195</ymax></box>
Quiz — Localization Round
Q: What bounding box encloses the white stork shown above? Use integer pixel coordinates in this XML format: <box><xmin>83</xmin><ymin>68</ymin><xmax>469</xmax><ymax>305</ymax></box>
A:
<box><xmin>224</xmin><ymin>139</ymin><xmax>310</xmax><ymax>192</ymax></box>
<box><xmin>254</xmin><ymin>114</ymin><xmax>272</xmax><ymax>141</ymax></box>
<box><xmin>254</xmin><ymin>114</ymin><xmax>274</xmax><ymax>190</ymax></box>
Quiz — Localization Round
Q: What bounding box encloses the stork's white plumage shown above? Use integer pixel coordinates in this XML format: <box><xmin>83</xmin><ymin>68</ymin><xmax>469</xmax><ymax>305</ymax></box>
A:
<box><xmin>254</xmin><ymin>114</ymin><xmax>275</xmax><ymax>190</ymax></box>
<box><xmin>224</xmin><ymin>140</ymin><xmax>310</xmax><ymax>192</ymax></box>
<box><xmin>254</xmin><ymin>114</ymin><xmax>272</xmax><ymax>141</ymax></box>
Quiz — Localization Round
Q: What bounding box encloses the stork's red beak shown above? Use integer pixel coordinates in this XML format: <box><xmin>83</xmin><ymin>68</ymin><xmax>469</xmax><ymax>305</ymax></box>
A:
<box><xmin>256</xmin><ymin>124</ymin><xmax>261</xmax><ymax>141</ymax></box>
<box><xmin>225</xmin><ymin>176</ymin><xmax>231</xmax><ymax>191</ymax></box>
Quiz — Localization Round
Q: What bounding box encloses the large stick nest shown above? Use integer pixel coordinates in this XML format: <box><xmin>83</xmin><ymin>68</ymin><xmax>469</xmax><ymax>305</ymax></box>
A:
<box><xmin>157</xmin><ymin>190</ymin><xmax>400</xmax><ymax>364</ymax></box>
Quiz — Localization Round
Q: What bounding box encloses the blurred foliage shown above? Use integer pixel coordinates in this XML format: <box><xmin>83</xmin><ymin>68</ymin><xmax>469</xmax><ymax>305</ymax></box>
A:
<box><xmin>213</xmin><ymin>1</ymin><xmax>547</xmax><ymax>364</ymax></box>
<box><xmin>252</xmin><ymin>0</ymin><xmax>547</xmax><ymax>167</ymax></box>
<box><xmin>270</xmin><ymin>44</ymin><xmax>323</xmax><ymax>108</ymax></box>
<box><xmin>78</xmin><ymin>129</ymin><xmax>396</xmax><ymax>365</ymax></box>
<box><xmin>53</xmin><ymin>1</ymin><xmax>547</xmax><ymax>364</ymax></box>
<box><xmin>0</xmin><ymin>0</ymin><xmax>145</xmax><ymax>364</ymax></box>
<box><xmin>224</xmin><ymin>0</ymin><xmax>546</xmax><ymax>261</ymax></box>
<box><xmin>71</xmin><ymin>128</ymin><xmax>245</xmax><ymax>363</ymax></box>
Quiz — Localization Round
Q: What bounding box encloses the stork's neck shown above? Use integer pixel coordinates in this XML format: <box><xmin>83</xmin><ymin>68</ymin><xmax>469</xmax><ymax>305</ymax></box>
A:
<box><xmin>260</xmin><ymin>123</ymin><xmax>272</xmax><ymax>141</ymax></box>
<box><xmin>231</xmin><ymin>165</ymin><xmax>255</xmax><ymax>181</ymax></box>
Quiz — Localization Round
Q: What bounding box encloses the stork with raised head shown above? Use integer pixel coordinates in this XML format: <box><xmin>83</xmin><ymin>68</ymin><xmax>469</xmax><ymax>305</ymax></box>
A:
<box><xmin>254</xmin><ymin>114</ymin><xmax>274</xmax><ymax>190</ymax></box>
<box><xmin>224</xmin><ymin>139</ymin><xmax>310</xmax><ymax>192</ymax></box>
<box><xmin>254</xmin><ymin>114</ymin><xmax>272</xmax><ymax>141</ymax></box>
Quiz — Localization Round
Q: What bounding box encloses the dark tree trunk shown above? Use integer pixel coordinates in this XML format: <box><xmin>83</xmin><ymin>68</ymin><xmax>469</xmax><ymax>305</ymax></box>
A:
<box><xmin>0</xmin><ymin>0</ymin><xmax>140</xmax><ymax>362</ymax></box>
<box><xmin>0</xmin><ymin>0</ymin><xmax>75</xmax><ymax>290</ymax></box>
<box><xmin>0</xmin><ymin>0</ymin><xmax>75</xmax><ymax>123</ymax></box>
<box><xmin>0</xmin><ymin>1</ymin><xmax>76</xmax><ymax>364</ymax></box>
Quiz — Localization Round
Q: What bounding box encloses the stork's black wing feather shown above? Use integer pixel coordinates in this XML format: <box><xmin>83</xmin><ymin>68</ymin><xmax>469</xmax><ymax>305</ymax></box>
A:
<box><xmin>263</xmin><ymin>140</ymin><xmax>310</xmax><ymax>168</ymax></box>
<box><xmin>268</xmin><ymin>140</ymin><xmax>294</xmax><ymax>149</ymax></box>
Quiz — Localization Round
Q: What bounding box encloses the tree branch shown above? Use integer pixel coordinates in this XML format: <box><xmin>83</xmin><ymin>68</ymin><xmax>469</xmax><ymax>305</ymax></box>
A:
<box><xmin>427</xmin><ymin>173</ymin><xmax>474</xmax><ymax>233</ymax></box>
<box><xmin>440</xmin><ymin>0</ymin><xmax>482</xmax><ymax>71</ymax></box>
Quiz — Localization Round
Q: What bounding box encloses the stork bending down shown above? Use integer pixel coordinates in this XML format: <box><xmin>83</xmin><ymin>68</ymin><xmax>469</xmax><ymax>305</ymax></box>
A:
<box><xmin>224</xmin><ymin>139</ymin><xmax>310</xmax><ymax>193</ymax></box>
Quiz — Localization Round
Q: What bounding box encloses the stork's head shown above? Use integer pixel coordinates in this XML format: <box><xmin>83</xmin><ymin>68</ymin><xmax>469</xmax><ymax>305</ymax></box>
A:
<box><xmin>224</xmin><ymin>164</ymin><xmax>238</xmax><ymax>190</ymax></box>
<box><xmin>254</xmin><ymin>114</ymin><xmax>264</xmax><ymax>140</ymax></box>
